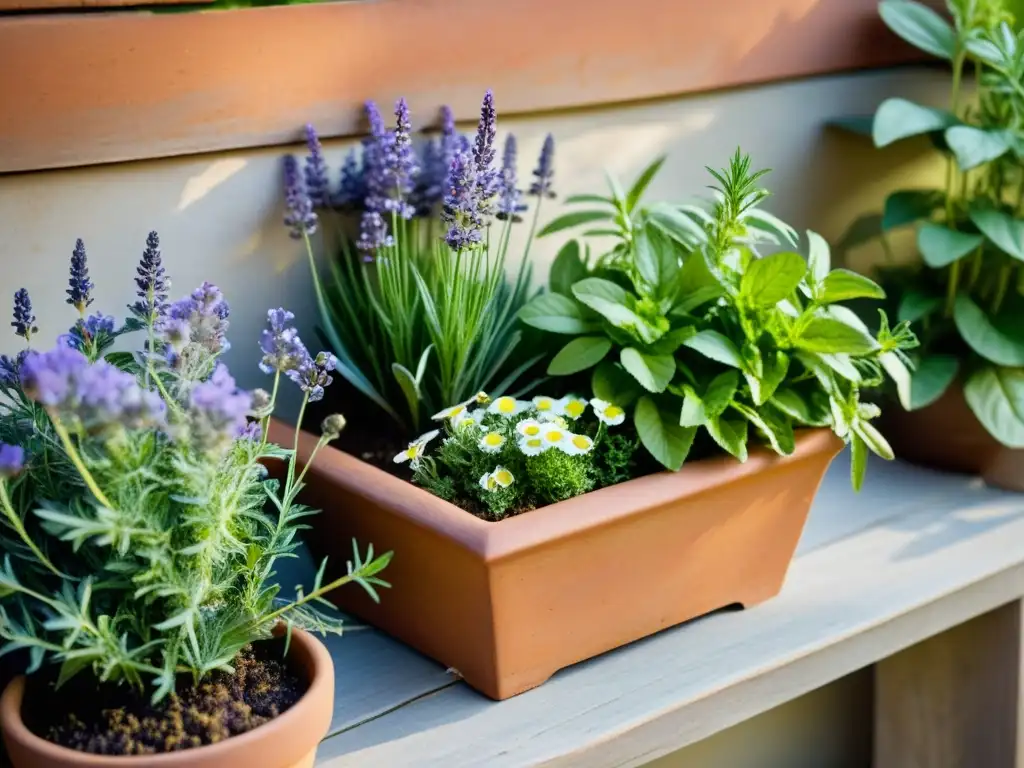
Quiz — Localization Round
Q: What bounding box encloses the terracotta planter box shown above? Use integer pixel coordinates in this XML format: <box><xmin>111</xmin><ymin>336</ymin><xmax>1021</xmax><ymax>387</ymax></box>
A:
<box><xmin>883</xmin><ymin>384</ymin><xmax>1024</xmax><ymax>492</ymax></box>
<box><xmin>272</xmin><ymin>421</ymin><xmax>842</xmax><ymax>700</ymax></box>
<box><xmin>0</xmin><ymin>626</ymin><xmax>333</xmax><ymax>768</ymax></box>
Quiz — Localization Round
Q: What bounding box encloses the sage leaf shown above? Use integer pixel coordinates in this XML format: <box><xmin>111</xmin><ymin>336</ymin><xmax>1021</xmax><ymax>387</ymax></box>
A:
<box><xmin>945</xmin><ymin>125</ymin><xmax>1011</xmax><ymax>170</ymax></box>
<box><xmin>872</xmin><ymin>98</ymin><xmax>957</xmax><ymax>147</ymax></box>
<box><xmin>635</xmin><ymin>395</ymin><xmax>697</xmax><ymax>470</ymax></box>
<box><xmin>909</xmin><ymin>354</ymin><xmax>959</xmax><ymax>409</ymax></box>
<box><xmin>969</xmin><ymin>205</ymin><xmax>1024</xmax><ymax>261</ymax></box>
<box><xmin>793</xmin><ymin>317</ymin><xmax>878</xmax><ymax>355</ymax></box>
<box><xmin>682</xmin><ymin>330</ymin><xmax>743</xmax><ymax>368</ymax></box>
<box><xmin>883</xmin><ymin>189</ymin><xmax>945</xmax><ymax>230</ymax></box>
<box><xmin>898</xmin><ymin>289</ymin><xmax>943</xmax><ymax>323</ymax></box>
<box><xmin>549</xmin><ymin>240</ymin><xmax>588</xmax><ymax>296</ymax></box>
<box><xmin>963</xmin><ymin>366</ymin><xmax>1024</xmax><ymax>447</ymax></box>
<box><xmin>518</xmin><ymin>293</ymin><xmax>598</xmax><ymax>335</ymax></box>
<box><xmin>953</xmin><ymin>294</ymin><xmax>1024</xmax><ymax>366</ymax></box>
<box><xmin>591</xmin><ymin>361</ymin><xmax>643</xmax><ymax>407</ymax></box>
<box><xmin>818</xmin><ymin>269</ymin><xmax>886</xmax><ymax>303</ymax></box>
<box><xmin>878</xmin><ymin>0</ymin><xmax>956</xmax><ymax>59</ymax></box>
<box><xmin>740</xmin><ymin>251</ymin><xmax>807</xmax><ymax>308</ymax></box>
<box><xmin>620</xmin><ymin>348</ymin><xmax>675</xmax><ymax>393</ymax></box>
<box><xmin>547</xmin><ymin>337</ymin><xmax>612</xmax><ymax>376</ymax></box>
<box><xmin>917</xmin><ymin>223</ymin><xmax>983</xmax><ymax>268</ymax></box>
<box><xmin>706</xmin><ymin>416</ymin><xmax>749</xmax><ymax>461</ymax></box>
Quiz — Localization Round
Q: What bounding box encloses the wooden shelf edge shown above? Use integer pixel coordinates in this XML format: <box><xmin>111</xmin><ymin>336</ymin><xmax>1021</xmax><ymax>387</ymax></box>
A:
<box><xmin>0</xmin><ymin>0</ymin><xmax>939</xmax><ymax>173</ymax></box>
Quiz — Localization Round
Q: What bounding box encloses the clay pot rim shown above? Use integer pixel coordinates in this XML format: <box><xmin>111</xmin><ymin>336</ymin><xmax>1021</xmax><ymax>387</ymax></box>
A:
<box><xmin>268</xmin><ymin>420</ymin><xmax>843</xmax><ymax>562</ymax></box>
<box><xmin>0</xmin><ymin>625</ymin><xmax>332</xmax><ymax>766</ymax></box>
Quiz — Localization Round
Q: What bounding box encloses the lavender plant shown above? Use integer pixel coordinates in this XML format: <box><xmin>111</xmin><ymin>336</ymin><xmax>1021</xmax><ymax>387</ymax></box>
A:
<box><xmin>288</xmin><ymin>93</ymin><xmax>554</xmax><ymax>435</ymax></box>
<box><xmin>0</xmin><ymin>235</ymin><xmax>390</xmax><ymax>704</ymax></box>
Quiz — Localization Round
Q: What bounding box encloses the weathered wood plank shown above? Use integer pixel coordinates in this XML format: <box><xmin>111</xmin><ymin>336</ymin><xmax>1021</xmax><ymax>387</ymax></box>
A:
<box><xmin>875</xmin><ymin>600</ymin><xmax>1023</xmax><ymax>768</ymax></box>
<box><xmin>314</xmin><ymin>461</ymin><xmax>1024</xmax><ymax>766</ymax></box>
<box><xmin>0</xmin><ymin>0</ymin><xmax>940</xmax><ymax>172</ymax></box>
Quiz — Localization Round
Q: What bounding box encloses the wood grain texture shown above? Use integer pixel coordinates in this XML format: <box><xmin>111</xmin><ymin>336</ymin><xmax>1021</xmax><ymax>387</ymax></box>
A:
<box><xmin>314</xmin><ymin>459</ymin><xmax>1024</xmax><ymax>767</ymax></box>
<box><xmin>0</xmin><ymin>0</ymin><xmax>941</xmax><ymax>173</ymax></box>
<box><xmin>875</xmin><ymin>601</ymin><xmax>1023</xmax><ymax>768</ymax></box>
<box><xmin>0</xmin><ymin>0</ymin><xmax>209</xmax><ymax>11</ymax></box>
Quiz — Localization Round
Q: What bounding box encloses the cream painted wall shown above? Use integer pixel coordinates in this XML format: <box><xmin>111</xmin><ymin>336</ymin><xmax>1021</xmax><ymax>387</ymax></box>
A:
<box><xmin>0</xmin><ymin>67</ymin><xmax>946</xmax><ymax>423</ymax></box>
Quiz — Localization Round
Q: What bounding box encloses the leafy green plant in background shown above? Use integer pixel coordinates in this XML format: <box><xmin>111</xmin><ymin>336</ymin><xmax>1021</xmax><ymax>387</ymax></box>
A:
<box><xmin>286</xmin><ymin>93</ymin><xmax>554</xmax><ymax>437</ymax></box>
<box><xmin>834</xmin><ymin>0</ymin><xmax>1024</xmax><ymax>448</ymax></box>
<box><xmin>0</xmin><ymin>238</ymin><xmax>389</xmax><ymax>705</ymax></box>
<box><xmin>518</xmin><ymin>151</ymin><xmax>919</xmax><ymax>489</ymax></box>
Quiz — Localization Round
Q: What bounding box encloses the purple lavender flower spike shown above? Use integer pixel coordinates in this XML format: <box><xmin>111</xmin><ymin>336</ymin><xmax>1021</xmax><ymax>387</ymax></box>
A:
<box><xmin>356</xmin><ymin>211</ymin><xmax>394</xmax><ymax>254</ymax></box>
<box><xmin>283</xmin><ymin>155</ymin><xmax>318</xmax><ymax>239</ymax></box>
<box><xmin>287</xmin><ymin>351</ymin><xmax>337</xmax><ymax>403</ymax></box>
<box><xmin>130</xmin><ymin>231</ymin><xmax>171</xmax><ymax>323</ymax></box>
<box><xmin>236</xmin><ymin>421</ymin><xmax>263</xmax><ymax>441</ymax></box>
<box><xmin>383</xmin><ymin>98</ymin><xmax>418</xmax><ymax>220</ymax></box>
<box><xmin>259</xmin><ymin>308</ymin><xmax>309</xmax><ymax>375</ymax></box>
<box><xmin>334</xmin><ymin>149</ymin><xmax>366</xmax><ymax>210</ymax></box>
<box><xmin>0</xmin><ymin>351</ymin><xmax>26</xmax><ymax>388</ymax></box>
<box><xmin>75</xmin><ymin>362</ymin><xmax>166</xmax><ymax>430</ymax></box>
<box><xmin>161</xmin><ymin>282</ymin><xmax>231</xmax><ymax>362</ymax></box>
<box><xmin>529</xmin><ymin>134</ymin><xmax>556</xmax><ymax>198</ymax></box>
<box><xmin>19</xmin><ymin>346</ymin><xmax>89</xmax><ymax>407</ymax></box>
<box><xmin>0</xmin><ymin>444</ymin><xmax>24</xmax><ymax>479</ymax></box>
<box><xmin>11</xmin><ymin>288</ymin><xmax>37</xmax><ymax>341</ymax></box>
<box><xmin>77</xmin><ymin>313</ymin><xmax>116</xmax><ymax>339</ymax></box>
<box><xmin>66</xmin><ymin>239</ymin><xmax>95</xmax><ymax>314</ymax></box>
<box><xmin>442</xmin><ymin>151</ymin><xmax>485</xmax><ymax>251</ymax></box>
<box><xmin>188</xmin><ymin>364</ymin><xmax>252</xmax><ymax>452</ymax></box>
<box><xmin>472</xmin><ymin>91</ymin><xmax>499</xmax><ymax>214</ymax></box>
<box><xmin>304</xmin><ymin>124</ymin><xmax>332</xmax><ymax>209</ymax></box>
<box><xmin>365</xmin><ymin>100</ymin><xmax>387</xmax><ymax>139</ymax></box>
<box><xmin>496</xmin><ymin>134</ymin><xmax>527</xmax><ymax>222</ymax></box>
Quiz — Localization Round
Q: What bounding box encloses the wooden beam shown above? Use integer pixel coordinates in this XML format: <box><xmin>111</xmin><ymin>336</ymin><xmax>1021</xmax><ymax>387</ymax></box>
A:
<box><xmin>0</xmin><ymin>0</ymin><xmax>940</xmax><ymax>173</ymax></box>
<box><xmin>875</xmin><ymin>601</ymin><xmax>1023</xmax><ymax>768</ymax></box>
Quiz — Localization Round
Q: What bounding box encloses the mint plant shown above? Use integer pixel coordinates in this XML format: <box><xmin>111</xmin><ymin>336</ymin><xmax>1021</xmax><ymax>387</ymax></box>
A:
<box><xmin>834</xmin><ymin>0</ymin><xmax>1024</xmax><ymax>448</ymax></box>
<box><xmin>0</xmin><ymin>235</ymin><xmax>390</xmax><ymax>704</ymax></box>
<box><xmin>519</xmin><ymin>151</ymin><xmax>918</xmax><ymax>489</ymax></box>
<box><xmin>289</xmin><ymin>94</ymin><xmax>555</xmax><ymax>436</ymax></box>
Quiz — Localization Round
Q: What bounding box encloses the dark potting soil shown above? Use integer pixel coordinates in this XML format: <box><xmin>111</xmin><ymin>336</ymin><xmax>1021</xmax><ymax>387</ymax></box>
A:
<box><xmin>22</xmin><ymin>639</ymin><xmax>305</xmax><ymax>756</ymax></box>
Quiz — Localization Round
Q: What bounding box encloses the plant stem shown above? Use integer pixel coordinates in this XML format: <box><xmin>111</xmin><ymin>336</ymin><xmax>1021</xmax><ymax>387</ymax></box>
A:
<box><xmin>0</xmin><ymin>480</ymin><xmax>63</xmax><ymax>577</ymax></box>
<box><xmin>287</xmin><ymin>394</ymin><xmax>310</xmax><ymax>492</ymax></box>
<box><xmin>259</xmin><ymin>372</ymin><xmax>281</xmax><ymax>451</ymax></box>
<box><xmin>49</xmin><ymin>414</ymin><xmax>117</xmax><ymax>511</ymax></box>
<box><xmin>992</xmin><ymin>263</ymin><xmax>1013</xmax><ymax>314</ymax></box>
<box><xmin>945</xmin><ymin>259</ymin><xmax>962</xmax><ymax>317</ymax></box>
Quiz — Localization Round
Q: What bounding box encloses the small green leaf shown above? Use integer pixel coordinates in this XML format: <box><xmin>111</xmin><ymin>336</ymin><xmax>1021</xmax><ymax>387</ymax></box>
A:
<box><xmin>703</xmin><ymin>370</ymin><xmax>739</xmax><ymax>416</ymax></box>
<box><xmin>898</xmin><ymin>289</ymin><xmax>943</xmax><ymax>323</ymax></box>
<box><xmin>626</xmin><ymin>154</ymin><xmax>667</xmax><ymax>212</ymax></box>
<box><xmin>953</xmin><ymin>294</ymin><xmax>1024</xmax><ymax>366</ymax></box>
<box><xmin>740</xmin><ymin>251</ymin><xmax>807</xmax><ymax>308</ymax></box>
<box><xmin>879</xmin><ymin>0</ymin><xmax>956</xmax><ymax>59</ymax></box>
<box><xmin>793</xmin><ymin>317</ymin><xmax>878</xmax><ymax>355</ymax></box>
<box><xmin>818</xmin><ymin>269</ymin><xmax>886</xmax><ymax>303</ymax></box>
<box><xmin>392</xmin><ymin>363</ymin><xmax>421</xmax><ymax>422</ymax></box>
<box><xmin>916</xmin><ymin>223</ymin><xmax>984</xmax><ymax>268</ymax></box>
<box><xmin>880</xmin><ymin>351</ymin><xmax>913</xmax><ymax>410</ymax></box>
<box><xmin>646</xmin><ymin>203</ymin><xmax>708</xmax><ymax>248</ymax></box>
<box><xmin>104</xmin><ymin>351</ymin><xmax>138</xmax><ymax>373</ymax></box>
<box><xmin>518</xmin><ymin>293</ymin><xmax>597</xmax><ymax>335</ymax></box>
<box><xmin>563</xmin><ymin>193</ymin><xmax>615</xmax><ymax>206</ymax></box>
<box><xmin>547</xmin><ymin>337</ymin><xmax>612</xmax><ymax>375</ymax></box>
<box><xmin>807</xmin><ymin>230</ymin><xmax>831</xmax><ymax>285</ymax></box>
<box><xmin>538</xmin><ymin>210</ymin><xmax>613</xmax><ymax>237</ymax></box>
<box><xmin>772</xmin><ymin>388</ymin><xmax>831</xmax><ymax>427</ymax></box>
<box><xmin>909</xmin><ymin>354</ymin><xmax>959</xmax><ymax>409</ymax></box>
<box><xmin>747</xmin><ymin>350</ymin><xmax>790</xmax><ymax>405</ymax></box>
<box><xmin>850</xmin><ymin>433</ymin><xmax>868</xmax><ymax>492</ymax></box>
<box><xmin>853</xmin><ymin>420</ymin><xmax>895</xmax><ymax>460</ymax></box>
<box><xmin>945</xmin><ymin>125</ymin><xmax>1011</xmax><ymax>170</ymax></box>
<box><xmin>635</xmin><ymin>395</ymin><xmax>697</xmax><ymax>470</ymax></box>
<box><xmin>969</xmin><ymin>205</ymin><xmax>1024</xmax><ymax>261</ymax></box>
<box><xmin>679</xmin><ymin>386</ymin><xmax>706</xmax><ymax>427</ymax></box>
<box><xmin>733</xmin><ymin>402</ymin><xmax>796</xmax><ymax>456</ymax></box>
<box><xmin>743</xmin><ymin>209</ymin><xmax>800</xmax><ymax>248</ymax></box>
<box><xmin>633</xmin><ymin>223</ymin><xmax>680</xmax><ymax>296</ymax></box>
<box><xmin>963</xmin><ymin>366</ymin><xmax>1024</xmax><ymax>448</ymax></box>
<box><xmin>873</xmin><ymin>98</ymin><xmax>957</xmax><ymax>147</ymax></box>
<box><xmin>682</xmin><ymin>330</ymin><xmax>743</xmax><ymax>368</ymax></box>
<box><xmin>883</xmin><ymin>189</ymin><xmax>945</xmax><ymax>230</ymax></box>
<box><xmin>706</xmin><ymin>416</ymin><xmax>749</xmax><ymax>461</ymax></box>
<box><xmin>620</xmin><ymin>348</ymin><xmax>675</xmax><ymax>393</ymax></box>
<box><xmin>592</xmin><ymin>361</ymin><xmax>643</xmax><ymax>407</ymax></box>
<box><xmin>572</xmin><ymin>278</ymin><xmax>661</xmax><ymax>343</ymax></box>
<box><xmin>549</xmin><ymin>240</ymin><xmax>589</xmax><ymax>296</ymax></box>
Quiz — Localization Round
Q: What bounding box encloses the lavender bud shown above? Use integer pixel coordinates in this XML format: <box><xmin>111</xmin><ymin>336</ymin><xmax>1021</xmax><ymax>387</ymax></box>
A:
<box><xmin>250</xmin><ymin>388</ymin><xmax>272</xmax><ymax>415</ymax></box>
<box><xmin>356</xmin><ymin>211</ymin><xmax>394</xmax><ymax>254</ymax></box>
<box><xmin>287</xmin><ymin>350</ymin><xmax>337</xmax><ymax>403</ymax></box>
<box><xmin>236</xmin><ymin>421</ymin><xmax>263</xmax><ymax>441</ymax></box>
<box><xmin>283</xmin><ymin>155</ymin><xmax>318</xmax><ymax>239</ymax></box>
<box><xmin>66</xmin><ymin>239</ymin><xmax>95</xmax><ymax>314</ymax></box>
<box><xmin>529</xmin><ymin>134</ymin><xmax>556</xmax><ymax>198</ymax></box>
<box><xmin>11</xmin><ymin>288</ymin><xmax>37</xmax><ymax>341</ymax></box>
<box><xmin>259</xmin><ymin>308</ymin><xmax>309</xmax><ymax>375</ymax></box>
<box><xmin>0</xmin><ymin>444</ymin><xmax>24</xmax><ymax>479</ymax></box>
<box><xmin>496</xmin><ymin>134</ymin><xmax>527</xmax><ymax>222</ymax></box>
<box><xmin>334</xmin><ymin>149</ymin><xmax>366</xmax><ymax>210</ymax></box>
<box><xmin>321</xmin><ymin>413</ymin><xmax>347</xmax><ymax>439</ymax></box>
<box><xmin>304</xmin><ymin>124</ymin><xmax>332</xmax><ymax>209</ymax></box>
<box><xmin>129</xmin><ymin>231</ymin><xmax>170</xmax><ymax>322</ymax></box>
<box><xmin>0</xmin><ymin>351</ymin><xmax>27</xmax><ymax>389</ymax></box>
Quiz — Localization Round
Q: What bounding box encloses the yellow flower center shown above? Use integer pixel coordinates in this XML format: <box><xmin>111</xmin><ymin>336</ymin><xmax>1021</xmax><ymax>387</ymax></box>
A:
<box><xmin>572</xmin><ymin>435</ymin><xmax>591</xmax><ymax>450</ymax></box>
<box><xmin>485</xmin><ymin>476</ymin><xmax>497</xmax><ymax>489</ymax></box>
<box><xmin>495</xmin><ymin>469</ymin><xmax>513</xmax><ymax>485</ymax></box>
<box><xmin>484</xmin><ymin>432</ymin><xmax>503</xmax><ymax>447</ymax></box>
<box><xmin>496</xmin><ymin>397</ymin><xmax>516</xmax><ymax>413</ymax></box>
<box><xmin>526</xmin><ymin>438</ymin><xmax>543</xmax><ymax>448</ymax></box>
<box><xmin>604</xmin><ymin>405</ymin><xmax>624</xmax><ymax>419</ymax></box>
<box><xmin>565</xmin><ymin>400</ymin><xmax>585</xmax><ymax>418</ymax></box>
<box><xmin>545</xmin><ymin>430</ymin><xmax>564</xmax><ymax>443</ymax></box>
<box><xmin>535</xmin><ymin>398</ymin><xmax>553</xmax><ymax>410</ymax></box>
<box><xmin>406</xmin><ymin>445</ymin><xmax>421</xmax><ymax>459</ymax></box>
<box><xmin>448</xmin><ymin>404</ymin><xmax>465</xmax><ymax>417</ymax></box>
<box><xmin>523</xmin><ymin>424</ymin><xmax>541</xmax><ymax>436</ymax></box>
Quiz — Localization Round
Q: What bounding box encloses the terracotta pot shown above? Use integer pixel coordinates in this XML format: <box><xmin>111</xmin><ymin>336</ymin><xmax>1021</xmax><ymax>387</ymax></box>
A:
<box><xmin>269</xmin><ymin>420</ymin><xmax>842</xmax><ymax>701</ymax></box>
<box><xmin>881</xmin><ymin>384</ymin><xmax>1024</xmax><ymax>492</ymax></box>
<box><xmin>0</xmin><ymin>626</ymin><xmax>334</xmax><ymax>768</ymax></box>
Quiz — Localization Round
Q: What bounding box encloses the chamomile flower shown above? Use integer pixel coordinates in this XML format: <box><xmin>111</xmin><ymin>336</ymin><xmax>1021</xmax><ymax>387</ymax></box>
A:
<box><xmin>393</xmin><ymin>429</ymin><xmax>440</xmax><ymax>467</ymax></box>
<box><xmin>561</xmin><ymin>433</ymin><xmax>595</xmax><ymax>455</ymax></box>
<box><xmin>432</xmin><ymin>401</ymin><xmax>471</xmax><ymax>421</ymax></box>
<box><xmin>515</xmin><ymin>418</ymin><xmax>544</xmax><ymax>438</ymax></box>
<box><xmin>532</xmin><ymin>395</ymin><xmax>558</xmax><ymax>415</ymax></box>
<box><xmin>479</xmin><ymin>471</ymin><xmax>498</xmax><ymax>491</ymax></box>
<box><xmin>590</xmin><ymin>398</ymin><xmax>626</xmax><ymax>426</ymax></box>
<box><xmin>539</xmin><ymin>412</ymin><xmax>569</xmax><ymax>427</ymax></box>
<box><xmin>540</xmin><ymin>422</ymin><xmax>569</xmax><ymax>449</ymax></box>
<box><xmin>452</xmin><ymin>409</ymin><xmax>481</xmax><ymax>431</ymax></box>
<box><xmin>518</xmin><ymin>436</ymin><xmax>547</xmax><ymax>456</ymax></box>
<box><xmin>479</xmin><ymin>431</ymin><xmax>506</xmax><ymax>453</ymax></box>
<box><xmin>559</xmin><ymin>396</ymin><xmax>588</xmax><ymax>420</ymax></box>
<box><xmin>488</xmin><ymin>395</ymin><xmax>529</xmax><ymax>418</ymax></box>
<box><xmin>492</xmin><ymin>466</ymin><xmax>515</xmax><ymax>487</ymax></box>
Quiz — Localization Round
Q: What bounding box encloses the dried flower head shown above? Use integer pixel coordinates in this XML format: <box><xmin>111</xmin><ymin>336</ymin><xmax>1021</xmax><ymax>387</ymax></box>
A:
<box><xmin>529</xmin><ymin>134</ymin><xmax>556</xmax><ymax>198</ymax></box>
<box><xmin>129</xmin><ymin>231</ymin><xmax>171</xmax><ymax>323</ymax></box>
<box><xmin>11</xmin><ymin>288</ymin><xmax>37</xmax><ymax>342</ymax></box>
<box><xmin>0</xmin><ymin>443</ymin><xmax>24</xmax><ymax>479</ymax></box>
<box><xmin>66</xmin><ymin>239</ymin><xmax>95</xmax><ymax>315</ymax></box>
<box><xmin>283</xmin><ymin>155</ymin><xmax>318</xmax><ymax>239</ymax></box>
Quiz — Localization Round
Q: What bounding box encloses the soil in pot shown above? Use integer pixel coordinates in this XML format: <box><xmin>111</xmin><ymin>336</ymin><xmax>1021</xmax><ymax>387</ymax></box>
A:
<box><xmin>19</xmin><ymin>638</ymin><xmax>304</xmax><ymax>756</ymax></box>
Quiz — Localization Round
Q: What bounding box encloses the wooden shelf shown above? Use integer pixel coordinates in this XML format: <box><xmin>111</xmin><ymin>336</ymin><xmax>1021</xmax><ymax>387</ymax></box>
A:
<box><xmin>0</xmin><ymin>0</ymin><xmax>940</xmax><ymax>173</ymax></box>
